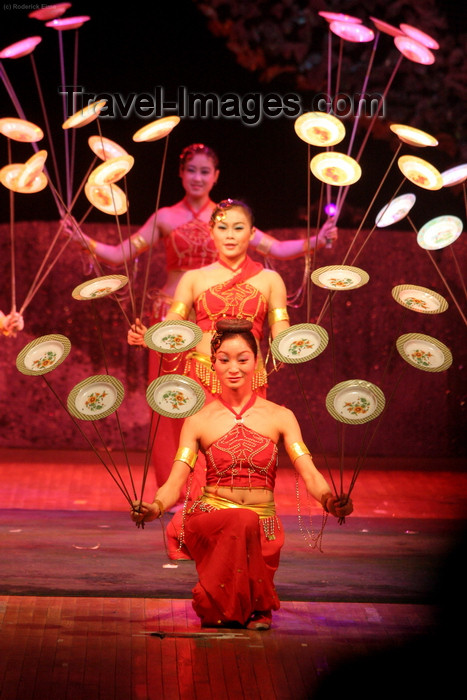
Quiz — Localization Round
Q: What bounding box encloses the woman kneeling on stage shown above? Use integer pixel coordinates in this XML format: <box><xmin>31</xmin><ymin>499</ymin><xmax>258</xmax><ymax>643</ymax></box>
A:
<box><xmin>131</xmin><ymin>318</ymin><xmax>353</xmax><ymax>630</ymax></box>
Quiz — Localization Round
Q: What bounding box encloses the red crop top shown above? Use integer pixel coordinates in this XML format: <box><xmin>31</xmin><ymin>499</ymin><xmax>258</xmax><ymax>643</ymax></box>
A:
<box><xmin>204</xmin><ymin>423</ymin><xmax>278</xmax><ymax>491</ymax></box>
<box><xmin>194</xmin><ymin>256</ymin><xmax>267</xmax><ymax>340</ymax></box>
<box><xmin>164</xmin><ymin>220</ymin><xmax>218</xmax><ymax>272</ymax></box>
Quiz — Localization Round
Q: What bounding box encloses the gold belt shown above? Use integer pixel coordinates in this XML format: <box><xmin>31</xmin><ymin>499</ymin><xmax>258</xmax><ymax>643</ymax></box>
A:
<box><xmin>199</xmin><ymin>493</ymin><xmax>276</xmax><ymax>518</ymax></box>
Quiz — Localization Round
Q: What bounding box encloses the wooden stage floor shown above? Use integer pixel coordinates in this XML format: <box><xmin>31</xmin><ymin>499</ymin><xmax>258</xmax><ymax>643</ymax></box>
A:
<box><xmin>0</xmin><ymin>448</ymin><xmax>466</xmax><ymax>700</ymax></box>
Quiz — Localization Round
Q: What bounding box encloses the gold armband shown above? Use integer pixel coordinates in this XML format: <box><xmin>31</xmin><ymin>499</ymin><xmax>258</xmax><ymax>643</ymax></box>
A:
<box><xmin>286</xmin><ymin>441</ymin><xmax>310</xmax><ymax>463</ymax></box>
<box><xmin>130</xmin><ymin>233</ymin><xmax>147</xmax><ymax>252</ymax></box>
<box><xmin>256</xmin><ymin>233</ymin><xmax>275</xmax><ymax>255</ymax></box>
<box><xmin>268</xmin><ymin>307</ymin><xmax>290</xmax><ymax>325</ymax></box>
<box><xmin>168</xmin><ymin>300</ymin><xmax>189</xmax><ymax>320</ymax></box>
<box><xmin>174</xmin><ymin>446</ymin><xmax>198</xmax><ymax>470</ymax></box>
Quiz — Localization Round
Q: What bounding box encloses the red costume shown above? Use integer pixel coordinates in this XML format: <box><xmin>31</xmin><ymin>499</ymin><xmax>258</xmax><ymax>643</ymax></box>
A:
<box><xmin>183</xmin><ymin>396</ymin><xmax>283</xmax><ymax>628</ymax></box>
<box><xmin>150</xmin><ymin>255</ymin><xmax>269</xmax><ymax>560</ymax></box>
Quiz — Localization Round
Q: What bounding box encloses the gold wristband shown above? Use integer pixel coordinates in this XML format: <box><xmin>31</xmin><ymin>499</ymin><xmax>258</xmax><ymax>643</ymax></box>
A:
<box><xmin>268</xmin><ymin>307</ymin><xmax>290</xmax><ymax>325</ymax></box>
<box><xmin>130</xmin><ymin>233</ymin><xmax>147</xmax><ymax>252</ymax></box>
<box><xmin>174</xmin><ymin>446</ymin><xmax>198</xmax><ymax>470</ymax></box>
<box><xmin>153</xmin><ymin>498</ymin><xmax>165</xmax><ymax>518</ymax></box>
<box><xmin>256</xmin><ymin>233</ymin><xmax>275</xmax><ymax>255</ymax></box>
<box><xmin>286</xmin><ymin>441</ymin><xmax>310</xmax><ymax>463</ymax></box>
<box><xmin>169</xmin><ymin>300</ymin><xmax>189</xmax><ymax>320</ymax></box>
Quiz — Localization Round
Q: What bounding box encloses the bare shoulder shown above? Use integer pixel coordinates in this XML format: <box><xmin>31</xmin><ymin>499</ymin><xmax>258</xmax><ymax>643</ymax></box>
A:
<box><xmin>256</xmin><ymin>396</ymin><xmax>294</xmax><ymax>422</ymax></box>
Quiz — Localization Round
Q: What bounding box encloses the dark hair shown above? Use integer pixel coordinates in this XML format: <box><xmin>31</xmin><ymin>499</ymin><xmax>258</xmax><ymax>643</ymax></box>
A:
<box><xmin>211</xmin><ymin>318</ymin><xmax>258</xmax><ymax>360</ymax></box>
<box><xmin>179</xmin><ymin>143</ymin><xmax>219</xmax><ymax>169</ymax></box>
<box><xmin>210</xmin><ymin>198</ymin><xmax>254</xmax><ymax>227</ymax></box>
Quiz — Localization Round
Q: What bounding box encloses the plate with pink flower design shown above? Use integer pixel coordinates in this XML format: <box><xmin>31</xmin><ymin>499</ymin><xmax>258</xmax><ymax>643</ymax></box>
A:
<box><xmin>67</xmin><ymin>375</ymin><xmax>125</xmax><ymax>421</ymax></box>
<box><xmin>311</xmin><ymin>265</ymin><xmax>369</xmax><ymax>290</ymax></box>
<box><xmin>396</xmin><ymin>333</ymin><xmax>452</xmax><ymax>372</ymax></box>
<box><xmin>144</xmin><ymin>320</ymin><xmax>202</xmax><ymax>354</ymax></box>
<box><xmin>392</xmin><ymin>285</ymin><xmax>448</xmax><ymax>314</ymax></box>
<box><xmin>72</xmin><ymin>275</ymin><xmax>128</xmax><ymax>300</ymax></box>
<box><xmin>146</xmin><ymin>374</ymin><xmax>205</xmax><ymax>418</ymax></box>
<box><xmin>271</xmin><ymin>323</ymin><xmax>329</xmax><ymax>364</ymax></box>
<box><xmin>16</xmin><ymin>334</ymin><xmax>71</xmax><ymax>376</ymax></box>
<box><xmin>326</xmin><ymin>379</ymin><xmax>385</xmax><ymax>425</ymax></box>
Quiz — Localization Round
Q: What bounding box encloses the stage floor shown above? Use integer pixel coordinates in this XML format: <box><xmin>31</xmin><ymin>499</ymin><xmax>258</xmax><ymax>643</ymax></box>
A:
<box><xmin>0</xmin><ymin>449</ymin><xmax>465</xmax><ymax>699</ymax></box>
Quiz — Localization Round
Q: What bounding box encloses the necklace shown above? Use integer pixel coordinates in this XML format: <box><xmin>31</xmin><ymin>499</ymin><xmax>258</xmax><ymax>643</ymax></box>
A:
<box><xmin>183</xmin><ymin>197</ymin><xmax>212</xmax><ymax>220</ymax></box>
<box><xmin>218</xmin><ymin>393</ymin><xmax>256</xmax><ymax>422</ymax></box>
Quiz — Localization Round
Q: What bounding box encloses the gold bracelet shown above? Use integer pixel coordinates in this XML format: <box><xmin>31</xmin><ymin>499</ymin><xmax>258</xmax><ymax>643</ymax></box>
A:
<box><xmin>174</xmin><ymin>446</ymin><xmax>198</xmax><ymax>470</ymax></box>
<box><xmin>286</xmin><ymin>441</ymin><xmax>310</xmax><ymax>463</ymax></box>
<box><xmin>153</xmin><ymin>498</ymin><xmax>165</xmax><ymax>518</ymax></box>
<box><xmin>168</xmin><ymin>300</ymin><xmax>189</xmax><ymax>320</ymax></box>
<box><xmin>130</xmin><ymin>233</ymin><xmax>147</xmax><ymax>252</ymax></box>
<box><xmin>268</xmin><ymin>307</ymin><xmax>289</xmax><ymax>325</ymax></box>
<box><xmin>256</xmin><ymin>233</ymin><xmax>275</xmax><ymax>255</ymax></box>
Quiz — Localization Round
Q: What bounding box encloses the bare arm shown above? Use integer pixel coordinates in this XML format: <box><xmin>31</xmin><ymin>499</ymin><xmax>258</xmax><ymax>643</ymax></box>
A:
<box><xmin>127</xmin><ymin>270</ymin><xmax>195</xmax><ymax>347</ymax></box>
<box><xmin>266</xmin><ymin>270</ymin><xmax>290</xmax><ymax>338</ymax></box>
<box><xmin>250</xmin><ymin>218</ymin><xmax>337</xmax><ymax>260</ymax></box>
<box><xmin>63</xmin><ymin>210</ymin><xmax>164</xmax><ymax>266</ymax></box>
<box><xmin>280</xmin><ymin>407</ymin><xmax>353</xmax><ymax>518</ymax></box>
<box><xmin>131</xmin><ymin>416</ymin><xmax>200</xmax><ymax>523</ymax></box>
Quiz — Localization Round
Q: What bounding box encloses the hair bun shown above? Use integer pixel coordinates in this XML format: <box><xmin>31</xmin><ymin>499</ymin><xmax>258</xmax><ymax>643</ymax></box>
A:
<box><xmin>215</xmin><ymin>318</ymin><xmax>253</xmax><ymax>333</ymax></box>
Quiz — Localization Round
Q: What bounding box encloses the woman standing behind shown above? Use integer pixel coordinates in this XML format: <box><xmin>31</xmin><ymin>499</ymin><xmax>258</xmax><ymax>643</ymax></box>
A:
<box><xmin>131</xmin><ymin>318</ymin><xmax>353</xmax><ymax>630</ymax></box>
<box><xmin>69</xmin><ymin>143</ymin><xmax>336</xmax><ymax>325</ymax></box>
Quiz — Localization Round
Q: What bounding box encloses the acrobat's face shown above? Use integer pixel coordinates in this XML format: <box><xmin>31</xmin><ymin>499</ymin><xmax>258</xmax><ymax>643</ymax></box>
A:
<box><xmin>210</xmin><ymin>206</ymin><xmax>255</xmax><ymax>261</ymax></box>
<box><xmin>213</xmin><ymin>336</ymin><xmax>257</xmax><ymax>390</ymax></box>
<box><xmin>180</xmin><ymin>153</ymin><xmax>218</xmax><ymax>199</ymax></box>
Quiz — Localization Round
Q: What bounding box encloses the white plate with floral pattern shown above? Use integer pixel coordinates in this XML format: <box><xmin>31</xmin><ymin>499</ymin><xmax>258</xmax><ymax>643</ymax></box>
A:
<box><xmin>146</xmin><ymin>374</ymin><xmax>205</xmax><ymax>418</ymax></box>
<box><xmin>271</xmin><ymin>323</ymin><xmax>329</xmax><ymax>364</ymax></box>
<box><xmin>16</xmin><ymin>334</ymin><xmax>71</xmax><ymax>376</ymax></box>
<box><xmin>326</xmin><ymin>379</ymin><xmax>385</xmax><ymax>424</ymax></box>
<box><xmin>67</xmin><ymin>375</ymin><xmax>125</xmax><ymax>420</ymax></box>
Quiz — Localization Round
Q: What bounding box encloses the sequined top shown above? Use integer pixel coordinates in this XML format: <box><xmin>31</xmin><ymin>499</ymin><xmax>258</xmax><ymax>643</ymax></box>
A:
<box><xmin>194</xmin><ymin>257</ymin><xmax>267</xmax><ymax>340</ymax></box>
<box><xmin>204</xmin><ymin>423</ymin><xmax>278</xmax><ymax>491</ymax></box>
<box><xmin>164</xmin><ymin>220</ymin><xmax>218</xmax><ymax>271</ymax></box>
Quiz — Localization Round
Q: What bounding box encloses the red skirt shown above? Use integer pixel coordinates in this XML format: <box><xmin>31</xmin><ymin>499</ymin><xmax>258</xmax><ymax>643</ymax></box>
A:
<box><xmin>183</xmin><ymin>505</ymin><xmax>284</xmax><ymax>627</ymax></box>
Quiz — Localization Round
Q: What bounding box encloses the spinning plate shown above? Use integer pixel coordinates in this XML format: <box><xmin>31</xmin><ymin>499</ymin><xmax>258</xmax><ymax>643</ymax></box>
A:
<box><xmin>389</xmin><ymin>124</ymin><xmax>438</xmax><ymax>147</ymax></box>
<box><xmin>396</xmin><ymin>333</ymin><xmax>452</xmax><ymax>372</ymax></box>
<box><xmin>417</xmin><ymin>215</ymin><xmax>463</xmax><ymax>250</ymax></box>
<box><xmin>270</xmin><ymin>324</ymin><xmax>328</xmax><ymax>364</ymax></box>
<box><xmin>72</xmin><ymin>275</ymin><xmax>128</xmax><ymax>300</ymax></box>
<box><xmin>84</xmin><ymin>182</ymin><xmax>128</xmax><ymax>215</ymax></box>
<box><xmin>310</xmin><ymin>152</ymin><xmax>361</xmax><ymax>186</ymax></box>
<box><xmin>67</xmin><ymin>375</ymin><xmax>124</xmax><ymax>421</ymax></box>
<box><xmin>88</xmin><ymin>136</ymin><xmax>129</xmax><ymax>161</ymax></box>
<box><xmin>0</xmin><ymin>117</ymin><xmax>44</xmax><ymax>142</ymax></box>
<box><xmin>16</xmin><ymin>334</ymin><xmax>71</xmax><ymax>375</ymax></box>
<box><xmin>326</xmin><ymin>379</ymin><xmax>385</xmax><ymax>425</ymax></box>
<box><xmin>62</xmin><ymin>100</ymin><xmax>107</xmax><ymax>129</ymax></box>
<box><xmin>0</xmin><ymin>36</ymin><xmax>42</xmax><ymax>59</ymax></box>
<box><xmin>88</xmin><ymin>155</ymin><xmax>134</xmax><ymax>185</ymax></box>
<box><xmin>394</xmin><ymin>35</ymin><xmax>435</xmax><ymax>65</ymax></box>
<box><xmin>398</xmin><ymin>156</ymin><xmax>443</xmax><ymax>190</ymax></box>
<box><xmin>391</xmin><ymin>285</ymin><xmax>448</xmax><ymax>314</ymax></box>
<box><xmin>375</xmin><ymin>193</ymin><xmax>416</xmax><ymax>227</ymax></box>
<box><xmin>146</xmin><ymin>375</ymin><xmax>205</xmax><ymax>419</ymax></box>
<box><xmin>144</xmin><ymin>320</ymin><xmax>202</xmax><ymax>354</ymax></box>
<box><xmin>294</xmin><ymin>112</ymin><xmax>345</xmax><ymax>147</ymax></box>
<box><xmin>311</xmin><ymin>265</ymin><xmax>369</xmax><ymax>290</ymax></box>
<box><xmin>133</xmin><ymin>116</ymin><xmax>180</xmax><ymax>142</ymax></box>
